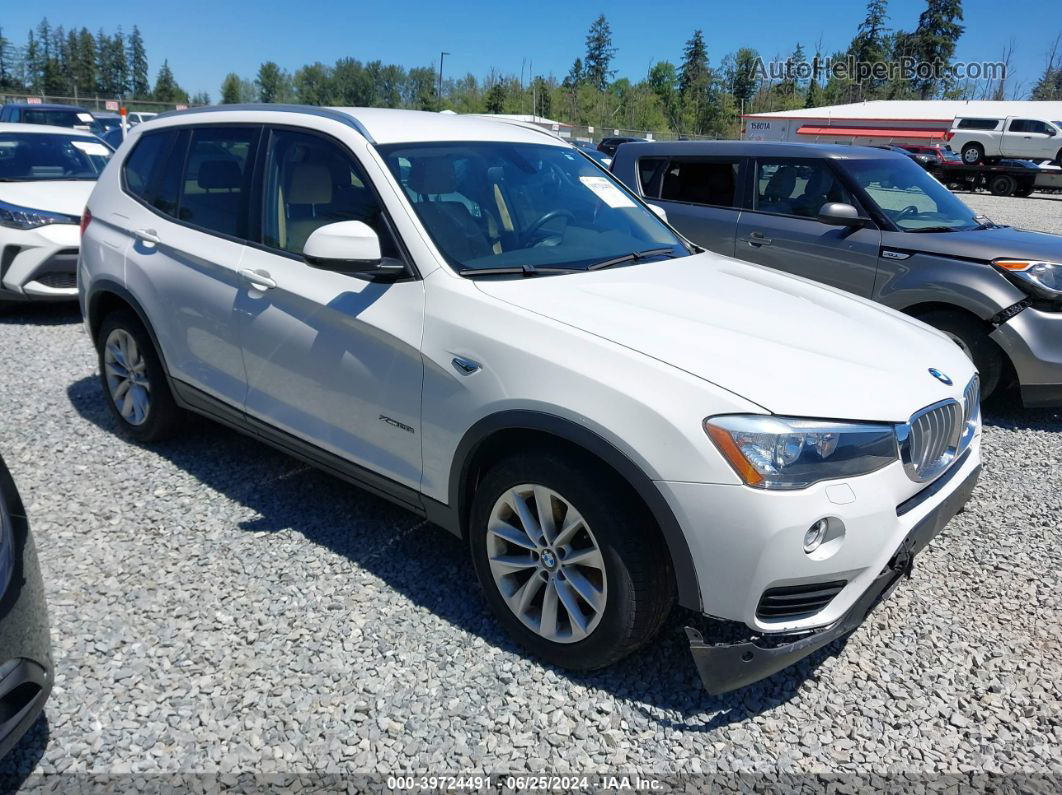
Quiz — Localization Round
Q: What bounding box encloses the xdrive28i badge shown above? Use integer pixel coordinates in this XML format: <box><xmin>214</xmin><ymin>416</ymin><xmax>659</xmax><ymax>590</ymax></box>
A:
<box><xmin>928</xmin><ymin>368</ymin><xmax>953</xmax><ymax>385</ymax></box>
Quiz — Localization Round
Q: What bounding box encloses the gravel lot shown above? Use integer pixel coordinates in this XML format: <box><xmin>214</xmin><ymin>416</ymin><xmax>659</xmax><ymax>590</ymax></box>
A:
<box><xmin>961</xmin><ymin>190</ymin><xmax>1062</xmax><ymax>235</ymax></box>
<box><xmin>1</xmin><ymin>192</ymin><xmax>1060</xmax><ymax>787</ymax></box>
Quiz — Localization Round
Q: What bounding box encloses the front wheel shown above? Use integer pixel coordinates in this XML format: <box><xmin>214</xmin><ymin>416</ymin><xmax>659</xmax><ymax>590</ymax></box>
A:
<box><xmin>96</xmin><ymin>310</ymin><xmax>183</xmax><ymax>442</ymax></box>
<box><xmin>918</xmin><ymin>310</ymin><xmax>1004</xmax><ymax>399</ymax></box>
<box><xmin>469</xmin><ymin>452</ymin><xmax>673</xmax><ymax>670</ymax></box>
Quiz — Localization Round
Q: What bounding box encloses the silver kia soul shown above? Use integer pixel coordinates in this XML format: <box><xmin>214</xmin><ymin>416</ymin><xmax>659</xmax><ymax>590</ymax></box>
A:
<box><xmin>612</xmin><ymin>140</ymin><xmax>1062</xmax><ymax>408</ymax></box>
<box><xmin>79</xmin><ymin>106</ymin><xmax>981</xmax><ymax>693</ymax></box>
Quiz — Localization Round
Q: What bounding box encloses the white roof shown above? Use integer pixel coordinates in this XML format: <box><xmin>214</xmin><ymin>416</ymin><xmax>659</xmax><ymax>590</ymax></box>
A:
<box><xmin>329</xmin><ymin>107</ymin><xmax>568</xmax><ymax>145</ymax></box>
<box><xmin>476</xmin><ymin>113</ymin><xmax>572</xmax><ymax>127</ymax></box>
<box><xmin>0</xmin><ymin>122</ymin><xmax>101</xmax><ymax>136</ymax></box>
<box><xmin>744</xmin><ymin>100</ymin><xmax>1062</xmax><ymax>122</ymax></box>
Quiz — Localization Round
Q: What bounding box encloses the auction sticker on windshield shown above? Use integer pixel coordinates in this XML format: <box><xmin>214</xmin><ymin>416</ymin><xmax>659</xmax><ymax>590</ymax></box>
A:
<box><xmin>72</xmin><ymin>141</ymin><xmax>110</xmax><ymax>156</ymax></box>
<box><xmin>579</xmin><ymin>175</ymin><xmax>635</xmax><ymax>208</ymax></box>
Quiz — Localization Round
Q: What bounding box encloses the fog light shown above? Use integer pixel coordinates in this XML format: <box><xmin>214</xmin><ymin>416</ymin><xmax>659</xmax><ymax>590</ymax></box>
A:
<box><xmin>803</xmin><ymin>519</ymin><xmax>829</xmax><ymax>553</ymax></box>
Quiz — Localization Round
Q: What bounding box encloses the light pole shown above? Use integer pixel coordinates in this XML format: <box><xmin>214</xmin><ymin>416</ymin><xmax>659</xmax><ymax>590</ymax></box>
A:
<box><xmin>438</xmin><ymin>51</ymin><xmax>450</xmax><ymax>103</ymax></box>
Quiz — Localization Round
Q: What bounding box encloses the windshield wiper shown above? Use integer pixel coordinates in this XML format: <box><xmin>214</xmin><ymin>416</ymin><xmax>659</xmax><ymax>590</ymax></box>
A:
<box><xmin>457</xmin><ymin>264</ymin><xmax>579</xmax><ymax>277</ymax></box>
<box><xmin>905</xmin><ymin>226</ymin><xmax>962</xmax><ymax>234</ymax></box>
<box><xmin>587</xmin><ymin>247</ymin><xmax>678</xmax><ymax>271</ymax></box>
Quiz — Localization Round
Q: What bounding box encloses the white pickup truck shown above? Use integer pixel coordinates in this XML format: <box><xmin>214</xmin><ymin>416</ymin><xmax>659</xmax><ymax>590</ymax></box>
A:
<box><xmin>948</xmin><ymin>116</ymin><xmax>1062</xmax><ymax>165</ymax></box>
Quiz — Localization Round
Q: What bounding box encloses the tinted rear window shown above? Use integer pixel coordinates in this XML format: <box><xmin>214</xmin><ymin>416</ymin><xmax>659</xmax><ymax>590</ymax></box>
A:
<box><xmin>177</xmin><ymin>127</ymin><xmax>258</xmax><ymax>237</ymax></box>
<box><xmin>660</xmin><ymin>158</ymin><xmax>741</xmax><ymax>208</ymax></box>
<box><xmin>956</xmin><ymin>118</ymin><xmax>999</xmax><ymax>130</ymax></box>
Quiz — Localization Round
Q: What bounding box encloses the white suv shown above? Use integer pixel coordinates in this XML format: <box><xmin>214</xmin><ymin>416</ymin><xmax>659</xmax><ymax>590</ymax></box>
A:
<box><xmin>79</xmin><ymin>106</ymin><xmax>982</xmax><ymax>693</ymax></box>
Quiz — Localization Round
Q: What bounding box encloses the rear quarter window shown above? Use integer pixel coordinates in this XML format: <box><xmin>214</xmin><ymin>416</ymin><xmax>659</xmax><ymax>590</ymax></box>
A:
<box><xmin>956</xmin><ymin>118</ymin><xmax>1000</xmax><ymax>131</ymax></box>
<box><xmin>123</xmin><ymin>130</ymin><xmax>185</xmax><ymax>215</ymax></box>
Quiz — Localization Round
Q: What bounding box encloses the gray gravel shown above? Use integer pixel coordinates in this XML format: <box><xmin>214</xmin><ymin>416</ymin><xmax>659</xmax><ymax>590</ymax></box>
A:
<box><xmin>1</xmin><ymin>193</ymin><xmax>1061</xmax><ymax>784</ymax></box>
<box><xmin>961</xmin><ymin>190</ymin><xmax>1062</xmax><ymax>235</ymax></box>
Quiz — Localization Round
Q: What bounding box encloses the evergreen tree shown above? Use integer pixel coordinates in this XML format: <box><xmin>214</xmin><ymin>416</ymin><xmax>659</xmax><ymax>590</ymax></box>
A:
<box><xmin>220</xmin><ymin>72</ymin><xmax>243</xmax><ymax>104</ymax></box>
<box><xmin>847</xmin><ymin>0</ymin><xmax>890</xmax><ymax>100</ymax></box>
<box><xmin>191</xmin><ymin>90</ymin><xmax>210</xmax><ymax>105</ymax></box>
<box><xmin>732</xmin><ymin>47</ymin><xmax>759</xmax><ymax>110</ymax></box>
<box><xmin>583</xmin><ymin>15</ymin><xmax>615</xmax><ymax>91</ymax></box>
<box><xmin>153</xmin><ymin>59</ymin><xmax>188</xmax><ymax>103</ymax></box>
<box><xmin>128</xmin><ymin>26</ymin><xmax>149</xmax><ymax>98</ymax></box>
<box><xmin>0</xmin><ymin>27</ymin><xmax>13</xmax><ymax>90</ymax></box>
<box><xmin>74</xmin><ymin>28</ymin><xmax>96</xmax><ymax>95</ymax></box>
<box><xmin>256</xmin><ymin>61</ymin><xmax>284</xmax><ymax>102</ymax></box>
<box><xmin>909</xmin><ymin>0</ymin><xmax>965</xmax><ymax>99</ymax></box>
<box><xmin>678</xmin><ymin>30</ymin><xmax>712</xmax><ymax>132</ymax></box>
<box><xmin>562</xmin><ymin>58</ymin><xmax>584</xmax><ymax>90</ymax></box>
<box><xmin>485</xmin><ymin>80</ymin><xmax>506</xmax><ymax>113</ymax></box>
<box><xmin>293</xmin><ymin>62</ymin><xmax>331</xmax><ymax>105</ymax></box>
<box><xmin>24</xmin><ymin>31</ymin><xmax>41</xmax><ymax>92</ymax></box>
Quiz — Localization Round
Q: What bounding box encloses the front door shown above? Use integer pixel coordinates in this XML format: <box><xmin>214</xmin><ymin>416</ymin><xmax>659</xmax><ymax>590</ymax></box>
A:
<box><xmin>733</xmin><ymin>158</ymin><xmax>881</xmax><ymax>297</ymax></box>
<box><xmin>235</xmin><ymin>127</ymin><xmax>425</xmax><ymax>491</ymax></box>
<box><xmin>1005</xmin><ymin>119</ymin><xmax>1056</xmax><ymax>159</ymax></box>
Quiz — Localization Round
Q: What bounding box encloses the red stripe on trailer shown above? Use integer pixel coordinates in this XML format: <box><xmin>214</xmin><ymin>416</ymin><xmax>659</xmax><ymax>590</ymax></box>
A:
<box><xmin>796</xmin><ymin>126</ymin><xmax>943</xmax><ymax>139</ymax></box>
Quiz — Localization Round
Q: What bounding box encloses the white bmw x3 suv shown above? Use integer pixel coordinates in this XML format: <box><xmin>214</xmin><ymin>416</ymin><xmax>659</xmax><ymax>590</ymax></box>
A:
<box><xmin>79</xmin><ymin>106</ymin><xmax>981</xmax><ymax>693</ymax></box>
<box><xmin>0</xmin><ymin>123</ymin><xmax>111</xmax><ymax>306</ymax></box>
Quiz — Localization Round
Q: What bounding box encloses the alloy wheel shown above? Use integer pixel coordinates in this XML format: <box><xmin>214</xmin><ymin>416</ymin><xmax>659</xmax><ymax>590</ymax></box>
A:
<box><xmin>103</xmin><ymin>328</ymin><xmax>151</xmax><ymax>426</ymax></box>
<box><xmin>486</xmin><ymin>484</ymin><xmax>607</xmax><ymax>643</ymax></box>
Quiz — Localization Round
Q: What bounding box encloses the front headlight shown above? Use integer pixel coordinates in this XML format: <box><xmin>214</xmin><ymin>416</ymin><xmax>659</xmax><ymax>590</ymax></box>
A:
<box><xmin>0</xmin><ymin>498</ymin><xmax>13</xmax><ymax>597</ymax></box>
<box><xmin>704</xmin><ymin>415</ymin><xmax>898</xmax><ymax>490</ymax></box>
<box><xmin>0</xmin><ymin>199</ymin><xmax>80</xmax><ymax>230</ymax></box>
<box><xmin>993</xmin><ymin>259</ymin><xmax>1062</xmax><ymax>299</ymax></box>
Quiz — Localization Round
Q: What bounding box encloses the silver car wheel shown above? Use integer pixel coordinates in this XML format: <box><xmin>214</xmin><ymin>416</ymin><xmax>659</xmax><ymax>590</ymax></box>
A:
<box><xmin>104</xmin><ymin>328</ymin><xmax>151</xmax><ymax>426</ymax></box>
<box><xmin>486</xmin><ymin>484</ymin><xmax>607</xmax><ymax>643</ymax></box>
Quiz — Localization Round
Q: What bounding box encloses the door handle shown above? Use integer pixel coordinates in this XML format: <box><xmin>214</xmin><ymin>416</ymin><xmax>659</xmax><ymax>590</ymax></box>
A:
<box><xmin>134</xmin><ymin>228</ymin><xmax>160</xmax><ymax>244</ymax></box>
<box><xmin>741</xmin><ymin>232</ymin><xmax>772</xmax><ymax>247</ymax></box>
<box><xmin>239</xmin><ymin>268</ymin><xmax>277</xmax><ymax>290</ymax></box>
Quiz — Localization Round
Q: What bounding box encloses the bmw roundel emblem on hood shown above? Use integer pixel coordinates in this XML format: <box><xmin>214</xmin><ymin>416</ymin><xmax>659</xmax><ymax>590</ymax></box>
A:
<box><xmin>928</xmin><ymin>368</ymin><xmax>953</xmax><ymax>385</ymax></box>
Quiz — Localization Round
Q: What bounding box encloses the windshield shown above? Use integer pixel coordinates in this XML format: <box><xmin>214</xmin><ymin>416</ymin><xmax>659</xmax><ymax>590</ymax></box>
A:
<box><xmin>844</xmin><ymin>158</ymin><xmax>978</xmax><ymax>232</ymax></box>
<box><xmin>0</xmin><ymin>132</ymin><xmax>112</xmax><ymax>181</ymax></box>
<box><xmin>379</xmin><ymin>141</ymin><xmax>688</xmax><ymax>273</ymax></box>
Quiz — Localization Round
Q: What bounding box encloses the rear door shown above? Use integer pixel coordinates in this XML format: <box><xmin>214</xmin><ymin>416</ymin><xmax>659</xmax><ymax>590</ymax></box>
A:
<box><xmin>733</xmin><ymin>157</ymin><xmax>881</xmax><ymax>297</ymax></box>
<box><xmin>639</xmin><ymin>155</ymin><xmax>744</xmax><ymax>256</ymax></box>
<box><xmin>121</xmin><ymin>124</ymin><xmax>260</xmax><ymax>405</ymax></box>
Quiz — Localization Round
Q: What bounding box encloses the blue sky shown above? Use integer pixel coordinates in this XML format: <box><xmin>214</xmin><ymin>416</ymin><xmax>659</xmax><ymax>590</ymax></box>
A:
<box><xmin>5</xmin><ymin>0</ymin><xmax>1058</xmax><ymax>100</ymax></box>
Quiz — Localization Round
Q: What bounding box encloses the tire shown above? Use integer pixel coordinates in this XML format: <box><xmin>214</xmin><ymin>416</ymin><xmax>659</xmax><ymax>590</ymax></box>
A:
<box><xmin>469</xmin><ymin>451</ymin><xmax>673</xmax><ymax>671</ymax></box>
<box><xmin>917</xmin><ymin>309</ymin><xmax>1003</xmax><ymax>399</ymax></box>
<box><xmin>96</xmin><ymin>309</ymin><xmax>182</xmax><ymax>442</ymax></box>
<box><xmin>961</xmin><ymin>143</ymin><xmax>984</xmax><ymax>165</ymax></box>
<box><xmin>988</xmin><ymin>174</ymin><xmax>1016</xmax><ymax>196</ymax></box>
<box><xmin>1056</xmin><ymin>148</ymin><xmax>1062</xmax><ymax>166</ymax></box>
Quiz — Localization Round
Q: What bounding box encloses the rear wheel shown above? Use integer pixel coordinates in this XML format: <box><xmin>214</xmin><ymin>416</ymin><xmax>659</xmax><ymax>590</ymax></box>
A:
<box><xmin>917</xmin><ymin>309</ymin><xmax>1003</xmax><ymax>399</ymax></box>
<box><xmin>961</xmin><ymin>143</ymin><xmax>984</xmax><ymax>165</ymax></box>
<box><xmin>989</xmin><ymin>174</ymin><xmax>1016</xmax><ymax>196</ymax></box>
<box><xmin>96</xmin><ymin>310</ymin><xmax>182</xmax><ymax>442</ymax></box>
<box><xmin>469</xmin><ymin>452</ymin><xmax>673</xmax><ymax>670</ymax></box>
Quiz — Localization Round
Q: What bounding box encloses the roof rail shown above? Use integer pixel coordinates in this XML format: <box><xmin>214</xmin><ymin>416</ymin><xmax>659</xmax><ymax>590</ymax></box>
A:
<box><xmin>155</xmin><ymin>103</ymin><xmax>375</xmax><ymax>143</ymax></box>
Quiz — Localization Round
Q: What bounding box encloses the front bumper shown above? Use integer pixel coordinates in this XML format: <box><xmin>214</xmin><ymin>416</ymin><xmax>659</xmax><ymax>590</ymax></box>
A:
<box><xmin>0</xmin><ymin>223</ymin><xmax>80</xmax><ymax>302</ymax></box>
<box><xmin>0</xmin><ymin>460</ymin><xmax>53</xmax><ymax>760</ymax></box>
<box><xmin>686</xmin><ymin>460</ymin><xmax>980</xmax><ymax>694</ymax></box>
<box><xmin>990</xmin><ymin>307</ymin><xmax>1062</xmax><ymax>407</ymax></box>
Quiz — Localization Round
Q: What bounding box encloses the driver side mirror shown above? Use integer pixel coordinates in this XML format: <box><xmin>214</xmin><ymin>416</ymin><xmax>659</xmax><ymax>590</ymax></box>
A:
<box><xmin>303</xmin><ymin>221</ymin><xmax>405</xmax><ymax>276</ymax></box>
<box><xmin>818</xmin><ymin>202</ymin><xmax>868</xmax><ymax>227</ymax></box>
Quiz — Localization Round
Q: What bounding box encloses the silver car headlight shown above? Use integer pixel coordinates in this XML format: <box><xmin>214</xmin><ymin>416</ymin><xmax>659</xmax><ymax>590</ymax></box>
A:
<box><xmin>993</xmin><ymin>258</ymin><xmax>1062</xmax><ymax>300</ymax></box>
<box><xmin>0</xmin><ymin>199</ymin><xmax>80</xmax><ymax>230</ymax></box>
<box><xmin>0</xmin><ymin>497</ymin><xmax>12</xmax><ymax>597</ymax></box>
<box><xmin>704</xmin><ymin>415</ymin><xmax>898</xmax><ymax>490</ymax></box>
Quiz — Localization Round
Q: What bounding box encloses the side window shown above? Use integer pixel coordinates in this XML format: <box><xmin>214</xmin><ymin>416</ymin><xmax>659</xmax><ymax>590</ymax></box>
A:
<box><xmin>958</xmin><ymin>118</ymin><xmax>999</xmax><ymax>131</ymax></box>
<box><xmin>754</xmin><ymin>159</ymin><xmax>852</xmax><ymax>219</ymax></box>
<box><xmin>659</xmin><ymin>158</ymin><xmax>741</xmax><ymax>207</ymax></box>
<box><xmin>1008</xmin><ymin>119</ymin><xmax>1030</xmax><ymax>133</ymax></box>
<box><xmin>123</xmin><ymin>131</ymin><xmax>174</xmax><ymax>201</ymax></box>
<box><xmin>637</xmin><ymin>157</ymin><xmax>667</xmax><ymax>198</ymax></box>
<box><xmin>262</xmin><ymin>128</ymin><xmax>399</xmax><ymax>258</ymax></box>
<box><xmin>177</xmin><ymin>126</ymin><xmax>259</xmax><ymax>238</ymax></box>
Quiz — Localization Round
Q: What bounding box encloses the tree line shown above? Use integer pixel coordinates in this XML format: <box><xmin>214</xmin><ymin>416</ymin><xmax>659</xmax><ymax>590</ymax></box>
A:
<box><xmin>3</xmin><ymin>2</ymin><xmax>1061</xmax><ymax>137</ymax></box>
<box><xmin>0</xmin><ymin>19</ymin><xmax>202</xmax><ymax>105</ymax></box>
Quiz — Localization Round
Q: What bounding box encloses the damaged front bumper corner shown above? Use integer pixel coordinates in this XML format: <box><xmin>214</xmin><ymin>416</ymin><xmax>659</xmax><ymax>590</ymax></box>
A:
<box><xmin>688</xmin><ymin>462</ymin><xmax>981</xmax><ymax>695</ymax></box>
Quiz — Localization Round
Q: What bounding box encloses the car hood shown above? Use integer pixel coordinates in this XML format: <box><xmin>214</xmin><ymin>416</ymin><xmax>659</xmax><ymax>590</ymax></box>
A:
<box><xmin>475</xmin><ymin>252</ymin><xmax>973</xmax><ymax>422</ymax></box>
<box><xmin>0</xmin><ymin>181</ymin><xmax>95</xmax><ymax>218</ymax></box>
<box><xmin>883</xmin><ymin>225</ymin><xmax>1062</xmax><ymax>262</ymax></box>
